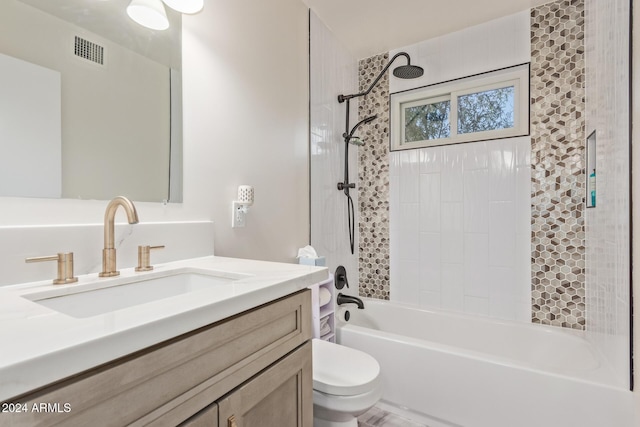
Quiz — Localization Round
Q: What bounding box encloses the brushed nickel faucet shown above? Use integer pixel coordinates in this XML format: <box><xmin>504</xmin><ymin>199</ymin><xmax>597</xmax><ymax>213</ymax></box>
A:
<box><xmin>99</xmin><ymin>196</ymin><xmax>139</xmax><ymax>277</ymax></box>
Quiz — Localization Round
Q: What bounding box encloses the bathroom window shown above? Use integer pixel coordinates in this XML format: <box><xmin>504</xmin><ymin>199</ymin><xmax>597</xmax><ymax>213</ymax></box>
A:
<box><xmin>403</xmin><ymin>95</ymin><xmax>451</xmax><ymax>141</ymax></box>
<box><xmin>391</xmin><ymin>64</ymin><xmax>529</xmax><ymax>150</ymax></box>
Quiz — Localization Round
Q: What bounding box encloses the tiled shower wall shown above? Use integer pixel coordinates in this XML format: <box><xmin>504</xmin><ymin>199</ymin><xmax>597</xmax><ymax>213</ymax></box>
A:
<box><xmin>309</xmin><ymin>11</ymin><xmax>360</xmax><ymax>282</ymax></box>
<box><xmin>359</xmin><ymin>2</ymin><xmax>590</xmax><ymax>327</ymax></box>
<box><xmin>359</xmin><ymin>11</ymin><xmax>532</xmax><ymax>321</ymax></box>
<box><xmin>388</xmin><ymin>140</ymin><xmax>531</xmax><ymax>319</ymax></box>
<box><xmin>584</xmin><ymin>0</ymin><xmax>631</xmax><ymax>387</ymax></box>
<box><xmin>530</xmin><ymin>0</ymin><xmax>586</xmax><ymax>329</ymax></box>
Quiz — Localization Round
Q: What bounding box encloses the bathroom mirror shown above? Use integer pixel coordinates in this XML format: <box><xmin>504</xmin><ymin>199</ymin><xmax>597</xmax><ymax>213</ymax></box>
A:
<box><xmin>0</xmin><ymin>0</ymin><xmax>183</xmax><ymax>202</ymax></box>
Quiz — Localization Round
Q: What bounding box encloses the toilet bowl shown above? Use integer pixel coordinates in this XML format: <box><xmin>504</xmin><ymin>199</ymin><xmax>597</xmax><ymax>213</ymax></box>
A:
<box><xmin>312</xmin><ymin>338</ymin><xmax>382</xmax><ymax>427</ymax></box>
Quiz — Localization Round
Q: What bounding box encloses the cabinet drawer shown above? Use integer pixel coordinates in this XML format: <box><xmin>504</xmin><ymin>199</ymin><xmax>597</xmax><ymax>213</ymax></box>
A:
<box><xmin>218</xmin><ymin>342</ymin><xmax>312</xmax><ymax>427</ymax></box>
<box><xmin>3</xmin><ymin>290</ymin><xmax>311</xmax><ymax>427</ymax></box>
<box><xmin>179</xmin><ymin>403</ymin><xmax>218</xmax><ymax>427</ymax></box>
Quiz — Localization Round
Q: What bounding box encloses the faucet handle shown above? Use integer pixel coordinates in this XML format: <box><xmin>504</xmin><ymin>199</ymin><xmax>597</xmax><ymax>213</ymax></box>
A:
<box><xmin>26</xmin><ymin>253</ymin><xmax>78</xmax><ymax>285</ymax></box>
<box><xmin>135</xmin><ymin>245</ymin><xmax>165</xmax><ymax>272</ymax></box>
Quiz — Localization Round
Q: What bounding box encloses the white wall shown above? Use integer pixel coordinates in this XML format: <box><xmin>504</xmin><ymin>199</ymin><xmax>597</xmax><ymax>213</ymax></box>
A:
<box><xmin>388</xmin><ymin>11</ymin><xmax>532</xmax><ymax>321</ymax></box>
<box><xmin>0</xmin><ymin>0</ymin><xmax>310</xmax><ymax>283</ymax></box>
<box><xmin>309</xmin><ymin>12</ymin><xmax>359</xmax><ymax>287</ymax></box>
<box><xmin>585</xmin><ymin>0</ymin><xmax>631</xmax><ymax>389</ymax></box>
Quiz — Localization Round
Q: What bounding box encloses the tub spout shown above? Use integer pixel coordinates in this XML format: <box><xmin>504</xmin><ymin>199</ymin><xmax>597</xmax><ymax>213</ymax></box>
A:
<box><xmin>337</xmin><ymin>293</ymin><xmax>364</xmax><ymax>309</ymax></box>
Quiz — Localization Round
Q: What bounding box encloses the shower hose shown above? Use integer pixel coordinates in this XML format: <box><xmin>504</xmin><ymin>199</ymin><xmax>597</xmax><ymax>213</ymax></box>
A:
<box><xmin>347</xmin><ymin>192</ymin><xmax>355</xmax><ymax>254</ymax></box>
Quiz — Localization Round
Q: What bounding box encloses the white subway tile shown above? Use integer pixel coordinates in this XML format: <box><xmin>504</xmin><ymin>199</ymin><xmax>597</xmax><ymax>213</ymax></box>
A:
<box><xmin>389</xmin><ymin>151</ymin><xmax>401</xmax><ymax>176</ymax></box>
<box><xmin>441</xmin><ymin>145</ymin><xmax>464</xmax><ymax>201</ymax></box>
<box><xmin>419</xmin><ymin>147</ymin><xmax>442</xmax><ymax>174</ymax></box>
<box><xmin>463</xmin><ymin>141</ymin><xmax>489</xmax><ymax>170</ymax></box>
<box><xmin>489</xmin><ymin>201</ymin><xmax>516</xmax><ymax>267</ymax></box>
<box><xmin>419</xmin><ymin>173</ymin><xmax>441</xmax><ymax>232</ymax></box>
<box><xmin>400</xmin><ymin>150</ymin><xmax>420</xmax><ymax>203</ymax></box>
<box><xmin>515</xmin><ymin>232</ymin><xmax>532</xmax><ymax>303</ymax></box>
<box><xmin>396</xmin><ymin>261</ymin><xmax>420</xmax><ymax>304</ymax></box>
<box><xmin>420</xmin><ymin>232</ymin><xmax>441</xmax><ymax>291</ymax></box>
<box><xmin>514</xmin><ymin>136</ymin><xmax>531</xmax><ymax>167</ymax></box>
<box><xmin>441</xmin><ymin>202</ymin><xmax>464</xmax><ymax>263</ymax></box>
<box><xmin>463</xmin><ymin>169</ymin><xmax>489</xmax><ymax>233</ymax></box>
<box><xmin>515</xmin><ymin>301</ymin><xmax>532</xmax><ymax>323</ymax></box>
<box><xmin>441</xmin><ymin>231</ymin><xmax>463</xmax><ymax>264</ymax></box>
<box><xmin>489</xmin><ymin>139</ymin><xmax>516</xmax><ymax>201</ymax></box>
<box><xmin>515</xmin><ymin>166</ymin><xmax>532</xmax><ymax>234</ymax></box>
<box><xmin>464</xmin><ymin>296</ymin><xmax>489</xmax><ymax>316</ymax></box>
<box><xmin>489</xmin><ymin>266</ymin><xmax>516</xmax><ymax>300</ymax></box>
<box><xmin>489</xmin><ymin>295</ymin><xmax>516</xmax><ymax>320</ymax></box>
<box><xmin>420</xmin><ymin>291</ymin><xmax>442</xmax><ymax>310</ymax></box>
<box><xmin>442</xmin><ymin>263</ymin><xmax>464</xmax><ymax>312</ymax></box>
<box><xmin>399</xmin><ymin>204</ymin><xmax>420</xmax><ymax>261</ymax></box>
<box><xmin>463</xmin><ymin>233</ymin><xmax>490</xmax><ymax>297</ymax></box>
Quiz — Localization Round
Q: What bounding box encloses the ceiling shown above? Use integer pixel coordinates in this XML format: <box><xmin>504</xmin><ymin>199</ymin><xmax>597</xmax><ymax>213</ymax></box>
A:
<box><xmin>303</xmin><ymin>0</ymin><xmax>553</xmax><ymax>59</ymax></box>
<box><xmin>17</xmin><ymin>0</ymin><xmax>181</xmax><ymax>67</ymax></box>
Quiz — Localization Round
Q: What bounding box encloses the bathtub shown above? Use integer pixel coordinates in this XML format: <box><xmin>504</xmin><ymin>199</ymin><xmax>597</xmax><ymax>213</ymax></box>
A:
<box><xmin>336</xmin><ymin>298</ymin><xmax>634</xmax><ymax>427</ymax></box>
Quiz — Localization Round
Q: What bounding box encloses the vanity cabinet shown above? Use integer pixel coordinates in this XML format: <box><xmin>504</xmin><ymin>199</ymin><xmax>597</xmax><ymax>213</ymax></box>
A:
<box><xmin>3</xmin><ymin>290</ymin><xmax>312</xmax><ymax>427</ymax></box>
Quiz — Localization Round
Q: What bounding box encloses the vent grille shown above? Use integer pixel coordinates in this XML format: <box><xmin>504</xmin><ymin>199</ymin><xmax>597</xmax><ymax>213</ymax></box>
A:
<box><xmin>74</xmin><ymin>36</ymin><xmax>104</xmax><ymax>65</ymax></box>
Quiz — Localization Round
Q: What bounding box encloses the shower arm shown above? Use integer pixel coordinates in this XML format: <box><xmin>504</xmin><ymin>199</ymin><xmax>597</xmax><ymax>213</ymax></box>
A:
<box><xmin>337</xmin><ymin>52</ymin><xmax>411</xmax><ymax>103</ymax></box>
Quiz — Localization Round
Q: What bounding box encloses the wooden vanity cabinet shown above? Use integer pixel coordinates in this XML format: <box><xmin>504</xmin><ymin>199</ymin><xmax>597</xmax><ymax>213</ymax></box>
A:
<box><xmin>180</xmin><ymin>403</ymin><xmax>218</xmax><ymax>427</ymax></box>
<box><xmin>3</xmin><ymin>290</ymin><xmax>312</xmax><ymax>427</ymax></box>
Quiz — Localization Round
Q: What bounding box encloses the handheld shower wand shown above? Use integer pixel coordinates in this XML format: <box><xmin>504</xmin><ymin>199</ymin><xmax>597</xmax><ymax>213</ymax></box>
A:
<box><xmin>336</xmin><ymin>52</ymin><xmax>424</xmax><ymax>254</ymax></box>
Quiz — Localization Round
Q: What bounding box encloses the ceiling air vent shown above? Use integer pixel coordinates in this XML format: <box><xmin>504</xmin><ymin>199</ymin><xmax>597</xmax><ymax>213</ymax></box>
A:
<box><xmin>74</xmin><ymin>36</ymin><xmax>104</xmax><ymax>65</ymax></box>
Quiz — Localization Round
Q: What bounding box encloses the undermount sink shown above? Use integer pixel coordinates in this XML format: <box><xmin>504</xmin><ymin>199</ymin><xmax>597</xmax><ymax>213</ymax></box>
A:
<box><xmin>22</xmin><ymin>270</ymin><xmax>250</xmax><ymax>318</ymax></box>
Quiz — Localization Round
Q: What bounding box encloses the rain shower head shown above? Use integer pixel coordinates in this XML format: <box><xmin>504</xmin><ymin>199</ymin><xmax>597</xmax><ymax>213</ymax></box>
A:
<box><xmin>393</xmin><ymin>64</ymin><xmax>424</xmax><ymax>79</ymax></box>
<box><xmin>337</xmin><ymin>52</ymin><xmax>423</xmax><ymax>103</ymax></box>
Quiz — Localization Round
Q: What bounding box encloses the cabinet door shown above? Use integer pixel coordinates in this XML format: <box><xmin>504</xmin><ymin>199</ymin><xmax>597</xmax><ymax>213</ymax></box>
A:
<box><xmin>180</xmin><ymin>403</ymin><xmax>218</xmax><ymax>427</ymax></box>
<box><xmin>218</xmin><ymin>341</ymin><xmax>312</xmax><ymax>427</ymax></box>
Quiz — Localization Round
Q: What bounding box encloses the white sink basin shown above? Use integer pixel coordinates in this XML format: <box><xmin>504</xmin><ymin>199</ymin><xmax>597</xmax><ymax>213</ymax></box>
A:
<box><xmin>22</xmin><ymin>271</ymin><xmax>249</xmax><ymax>318</ymax></box>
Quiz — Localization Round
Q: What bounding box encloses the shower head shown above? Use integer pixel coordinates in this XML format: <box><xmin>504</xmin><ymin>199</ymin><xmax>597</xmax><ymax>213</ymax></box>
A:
<box><xmin>338</xmin><ymin>52</ymin><xmax>424</xmax><ymax>103</ymax></box>
<box><xmin>348</xmin><ymin>137</ymin><xmax>365</xmax><ymax>146</ymax></box>
<box><xmin>363</xmin><ymin>115</ymin><xmax>377</xmax><ymax>124</ymax></box>
<box><xmin>393</xmin><ymin>64</ymin><xmax>424</xmax><ymax>79</ymax></box>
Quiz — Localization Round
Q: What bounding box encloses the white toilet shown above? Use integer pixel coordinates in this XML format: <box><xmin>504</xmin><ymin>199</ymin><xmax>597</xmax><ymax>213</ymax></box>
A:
<box><xmin>312</xmin><ymin>338</ymin><xmax>382</xmax><ymax>427</ymax></box>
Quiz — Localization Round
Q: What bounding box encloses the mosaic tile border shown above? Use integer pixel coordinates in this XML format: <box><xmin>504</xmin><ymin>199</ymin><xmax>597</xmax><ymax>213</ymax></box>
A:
<box><xmin>358</xmin><ymin>53</ymin><xmax>391</xmax><ymax>299</ymax></box>
<box><xmin>530</xmin><ymin>0</ymin><xmax>586</xmax><ymax>329</ymax></box>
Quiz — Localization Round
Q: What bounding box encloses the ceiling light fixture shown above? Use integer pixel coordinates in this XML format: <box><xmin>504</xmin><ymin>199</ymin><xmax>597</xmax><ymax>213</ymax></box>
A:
<box><xmin>127</xmin><ymin>0</ymin><xmax>170</xmax><ymax>30</ymax></box>
<box><xmin>162</xmin><ymin>0</ymin><xmax>204</xmax><ymax>14</ymax></box>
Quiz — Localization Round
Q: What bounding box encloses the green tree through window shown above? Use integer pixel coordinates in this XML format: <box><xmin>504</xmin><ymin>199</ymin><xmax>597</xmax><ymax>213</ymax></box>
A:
<box><xmin>404</xmin><ymin>100</ymin><xmax>451</xmax><ymax>142</ymax></box>
<box><xmin>457</xmin><ymin>86</ymin><xmax>514</xmax><ymax>134</ymax></box>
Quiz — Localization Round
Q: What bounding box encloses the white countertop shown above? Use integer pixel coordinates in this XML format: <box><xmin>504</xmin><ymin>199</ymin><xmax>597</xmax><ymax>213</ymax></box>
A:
<box><xmin>0</xmin><ymin>256</ymin><xmax>328</xmax><ymax>401</ymax></box>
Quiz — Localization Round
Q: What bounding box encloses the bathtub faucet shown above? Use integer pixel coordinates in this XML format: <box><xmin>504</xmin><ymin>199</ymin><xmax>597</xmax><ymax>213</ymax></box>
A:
<box><xmin>337</xmin><ymin>293</ymin><xmax>364</xmax><ymax>309</ymax></box>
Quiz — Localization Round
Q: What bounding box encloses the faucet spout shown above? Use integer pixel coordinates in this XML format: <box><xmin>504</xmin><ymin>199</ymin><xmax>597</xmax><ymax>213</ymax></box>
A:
<box><xmin>337</xmin><ymin>293</ymin><xmax>365</xmax><ymax>309</ymax></box>
<box><xmin>99</xmin><ymin>196</ymin><xmax>139</xmax><ymax>277</ymax></box>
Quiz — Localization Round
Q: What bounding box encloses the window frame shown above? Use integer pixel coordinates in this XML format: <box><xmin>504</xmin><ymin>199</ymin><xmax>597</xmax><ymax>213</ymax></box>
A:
<box><xmin>390</xmin><ymin>64</ymin><xmax>530</xmax><ymax>151</ymax></box>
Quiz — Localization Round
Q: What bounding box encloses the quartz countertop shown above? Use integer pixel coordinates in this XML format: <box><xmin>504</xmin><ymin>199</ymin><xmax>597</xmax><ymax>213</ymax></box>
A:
<box><xmin>0</xmin><ymin>256</ymin><xmax>328</xmax><ymax>401</ymax></box>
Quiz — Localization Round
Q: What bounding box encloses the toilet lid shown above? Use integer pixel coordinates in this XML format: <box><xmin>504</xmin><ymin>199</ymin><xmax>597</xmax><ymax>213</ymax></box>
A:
<box><xmin>312</xmin><ymin>338</ymin><xmax>381</xmax><ymax>396</ymax></box>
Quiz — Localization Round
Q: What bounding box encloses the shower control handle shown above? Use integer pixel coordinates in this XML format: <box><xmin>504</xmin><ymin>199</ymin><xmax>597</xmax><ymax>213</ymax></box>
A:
<box><xmin>335</xmin><ymin>265</ymin><xmax>349</xmax><ymax>289</ymax></box>
<box><xmin>337</xmin><ymin>182</ymin><xmax>356</xmax><ymax>191</ymax></box>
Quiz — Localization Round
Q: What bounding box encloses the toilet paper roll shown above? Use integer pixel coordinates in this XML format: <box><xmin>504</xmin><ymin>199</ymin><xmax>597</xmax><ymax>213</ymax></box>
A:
<box><xmin>336</xmin><ymin>307</ymin><xmax>351</xmax><ymax>322</ymax></box>
<box><xmin>319</xmin><ymin>287</ymin><xmax>331</xmax><ymax>307</ymax></box>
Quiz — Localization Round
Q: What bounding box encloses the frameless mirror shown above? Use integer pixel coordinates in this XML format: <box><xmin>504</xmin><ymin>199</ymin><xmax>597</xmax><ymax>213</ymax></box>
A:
<box><xmin>0</xmin><ymin>0</ymin><xmax>182</xmax><ymax>202</ymax></box>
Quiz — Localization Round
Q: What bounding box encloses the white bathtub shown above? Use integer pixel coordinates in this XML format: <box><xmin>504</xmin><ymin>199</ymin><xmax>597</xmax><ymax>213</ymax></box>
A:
<box><xmin>336</xmin><ymin>298</ymin><xmax>635</xmax><ymax>427</ymax></box>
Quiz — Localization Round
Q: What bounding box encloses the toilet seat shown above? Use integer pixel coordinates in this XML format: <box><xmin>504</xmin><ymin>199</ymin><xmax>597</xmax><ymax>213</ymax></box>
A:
<box><xmin>312</xmin><ymin>338</ymin><xmax>381</xmax><ymax>396</ymax></box>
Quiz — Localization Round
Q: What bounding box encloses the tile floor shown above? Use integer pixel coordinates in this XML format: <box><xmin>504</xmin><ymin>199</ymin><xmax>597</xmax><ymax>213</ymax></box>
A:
<box><xmin>358</xmin><ymin>406</ymin><xmax>428</xmax><ymax>427</ymax></box>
